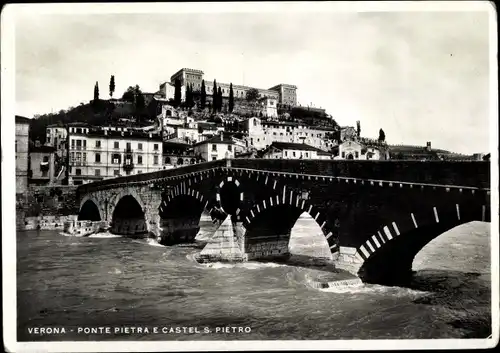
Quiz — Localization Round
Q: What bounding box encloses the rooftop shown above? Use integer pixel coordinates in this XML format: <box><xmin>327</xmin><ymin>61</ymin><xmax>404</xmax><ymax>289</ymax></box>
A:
<box><xmin>267</xmin><ymin>141</ymin><xmax>328</xmax><ymax>153</ymax></box>
<box><xmin>15</xmin><ymin>115</ymin><xmax>31</xmax><ymax>124</ymax></box>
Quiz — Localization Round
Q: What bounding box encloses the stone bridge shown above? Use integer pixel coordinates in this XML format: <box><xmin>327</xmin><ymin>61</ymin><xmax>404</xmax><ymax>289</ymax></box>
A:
<box><xmin>76</xmin><ymin>159</ymin><xmax>491</xmax><ymax>284</ymax></box>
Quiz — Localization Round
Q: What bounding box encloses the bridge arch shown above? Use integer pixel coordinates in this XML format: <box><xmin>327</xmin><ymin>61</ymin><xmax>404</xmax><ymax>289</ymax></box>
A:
<box><xmin>242</xmin><ymin>193</ymin><xmax>335</xmax><ymax>260</ymax></box>
<box><xmin>355</xmin><ymin>201</ymin><xmax>488</xmax><ymax>285</ymax></box>
<box><xmin>157</xmin><ymin>187</ymin><xmax>210</xmax><ymax>245</ymax></box>
<box><xmin>78</xmin><ymin>197</ymin><xmax>102</xmax><ymax>221</ymax></box>
<box><xmin>110</xmin><ymin>193</ymin><xmax>147</xmax><ymax>236</ymax></box>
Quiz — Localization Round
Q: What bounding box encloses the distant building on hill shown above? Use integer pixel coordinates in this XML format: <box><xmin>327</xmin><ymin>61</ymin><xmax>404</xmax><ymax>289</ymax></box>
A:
<box><xmin>161</xmin><ymin>68</ymin><xmax>297</xmax><ymax>107</ymax></box>
<box><xmin>245</xmin><ymin>117</ymin><xmax>336</xmax><ymax>151</ymax></box>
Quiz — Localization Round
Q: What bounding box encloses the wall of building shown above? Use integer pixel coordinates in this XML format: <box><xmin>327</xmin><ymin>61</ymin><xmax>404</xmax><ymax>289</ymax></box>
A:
<box><xmin>16</xmin><ymin>122</ymin><xmax>30</xmax><ymax>194</ymax></box>
<box><xmin>29</xmin><ymin>151</ymin><xmax>55</xmax><ymax>183</ymax></box>
<box><xmin>246</xmin><ymin>117</ymin><xmax>335</xmax><ymax>151</ymax></box>
<box><xmin>67</xmin><ymin>130</ymin><xmax>163</xmax><ymax>185</ymax></box>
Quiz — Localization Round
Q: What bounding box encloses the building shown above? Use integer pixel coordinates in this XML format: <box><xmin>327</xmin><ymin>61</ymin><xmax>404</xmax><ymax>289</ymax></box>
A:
<box><xmin>268</xmin><ymin>84</ymin><xmax>298</xmax><ymax>106</ymax></box>
<box><xmin>261</xmin><ymin>142</ymin><xmax>332</xmax><ymax>160</ymax></box>
<box><xmin>335</xmin><ymin>140</ymin><xmax>363</xmax><ymax>160</ymax></box>
<box><xmin>15</xmin><ymin>115</ymin><xmax>31</xmax><ymax>194</ymax></box>
<box><xmin>163</xmin><ymin>140</ymin><xmax>199</xmax><ymax>168</ymax></box>
<box><xmin>67</xmin><ymin>124</ymin><xmax>163</xmax><ymax>185</ymax></box>
<box><xmin>193</xmin><ymin>132</ymin><xmax>245</xmax><ymax>161</ymax></box>
<box><xmin>45</xmin><ymin>123</ymin><xmax>68</xmax><ymax>157</ymax></box>
<box><xmin>158</xmin><ymin>82</ymin><xmax>176</xmax><ymax>101</ymax></box>
<box><xmin>165</xmin><ymin>68</ymin><xmax>297</xmax><ymax>107</ymax></box>
<box><xmin>29</xmin><ymin>145</ymin><xmax>56</xmax><ymax>185</ymax></box>
<box><xmin>246</xmin><ymin>117</ymin><xmax>335</xmax><ymax>151</ymax></box>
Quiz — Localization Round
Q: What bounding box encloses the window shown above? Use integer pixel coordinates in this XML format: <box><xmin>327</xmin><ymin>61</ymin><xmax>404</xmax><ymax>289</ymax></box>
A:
<box><xmin>154</xmin><ymin>144</ymin><xmax>158</xmax><ymax>151</ymax></box>
<box><xmin>96</xmin><ymin>140</ymin><xmax>101</xmax><ymax>148</ymax></box>
<box><xmin>137</xmin><ymin>170</ymin><xmax>142</xmax><ymax>174</ymax></box>
<box><xmin>114</xmin><ymin>169</ymin><xmax>120</xmax><ymax>176</ymax></box>
<box><xmin>76</xmin><ymin>128</ymin><xmax>82</xmax><ymax>134</ymax></box>
<box><xmin>212</xmin><ymin>156</ymin><xmax>217</xmax><ymax>161</ymax></box>
<box><xmin>138</xmin><ymin>155</ymin><xmax>143</xmax><ymax>164</ymax></box>
<box><xmin>83</xmin><ymin>153</ymin><xmax>87</xmax><ymax>163</ymax></box>
<box><xmin>42</xmin><ymin>170</ymin><xmax>48</xmax><ymax>177</ymax></box>
<box><xmin>83</xmin><ymin>140</ymin><xmax>87</xmax><ymax>148</ymax></box>
<box><xmin>138</xmin><ymin>143</ymin><xmax>143</xmax><ymax>150</ymax></box>
<box><xmin>95</xmin><ymin>153</ymin><xmax>101</xmax><ymax>163</ymax></box>
<box><xmin>114</xmin><ymin>141</ymin><xmax>119</xmax><ymax>149</ymax></box>
<box><xmin>285</xmin><ymin>151</ymin><xmax>288</xmax><ymax>157</ymax></box>
<box><xmin>126</xmin><ymin>170</ymin><xmax>131</xmax><ymax>175</ymax></box>
<box><xmin>75</xmin><ymin>168</ymin><xmax>81</xmax><ymax>176</ymax></box>
<box><xmin>355</xmin><ymin>151</ymin><xmax>359</xmax><ymax>159</ymax></box>
<box><xmin>47</xmin><ymin>137</ymin><xmax>51</xmax><ymax>144</ymax></box>
<box><xmin>126</xmin><ymin>142</ymin><xmax>131</xmax><ymax>150</ymax></box>
<box><xmin>212</xmin><ymin>144</ymin><xmax>217</xmax><ymax>151</ymax></box>
<box><xmin>95</xmin><ymin>169</ymin><xmax>101</xmax><ymax>176</ymax></box>
<box><xmin>15</xmin><ymin>140</ymin><xmax>17</xmax><ymax>152</ymax></box>
<box><xmin>70</xmin><ymin>152</ymin><xmax>75</xmax><ymax>161</ymax></box>
<box><xmin>113</xmin><ymin>153</ymin><xmax>120</xmax><ymax>164</ymax></box>
<box><xmin>228</xmin><ymin>145</ymin><xmax>232</xmax><ymax>151</ymax></box>
<box><xmin>153</xmin><ymin>155</ymin><xmax>158</xmax><ymax>165</ymax></box>
<box><xmin>305</xmin><ymin>152</ymin><xmax>309</xmax><ymax>158</ymax></box>
<box><xmin>43</xmin><ymin>156</ymin><xmax>49</xmax><ymax>163</ymax></box>
<box><xmin>342</xmin><ymin>152</ymin><xmax>345</xmax><ymax>158</ymax></box>
<box><xmin>293</xmin><ymin>152</ymin><xmax>296</xmax><ymax>157</ymax></box>
<box><xmin>76</xmin><ymin>152</ymin><xmax>82</xmax><ymax>163</ymax></box>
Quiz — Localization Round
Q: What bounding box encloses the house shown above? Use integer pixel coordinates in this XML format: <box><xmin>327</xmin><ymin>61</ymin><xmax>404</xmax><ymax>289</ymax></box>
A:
<box><xmin>193</xmin><ymin>132</ymin><xmax>245</xmax><ymax>161</ymax></box>
<box><xmin>261</xmin><ymin>142</ymin><xmax>332</xmax><ymax>160</ymax></box>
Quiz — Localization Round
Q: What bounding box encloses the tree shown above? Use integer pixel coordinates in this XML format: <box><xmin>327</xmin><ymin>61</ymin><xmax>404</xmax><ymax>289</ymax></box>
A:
<box><xmin>217</xmin><ymin>87</ymin><xmax>223</xmax><ymax>112</ymax></box>
<box><xmin>93</xmin><ymin>81</ymin><xmax>99</xmax><ymax>101</ymax></box>
<box><xmin>246</xmin><ymin>88</ymin><xmax>259</xmax><ymax>102</ymax></box>
<box><xmin>378</xmin><ymin>128</ymin><xmax>386</xmax><ymax>142</ymax></box>
<box><xmin>174</xmin><ymin>79</ymin><xmax>182</xmax><ymax>107</ymax></box>
<box><xmin>122</xmin><ymin>86</ymin><xmax>136</xmax><ymax>102</ymax></box>
<box><xmin>356</xmin><ymin>120</ymin><xmax>361</xmax><ymax>137</ymax></box>
<box><xmin>200</xmin><ymin>80</ymin><xmax>206</xmax><ymax>109</ymax></box>
<box><xmin>109</xmin><ymin>75</ymin><xmax>115</xmax><ymax>98</ymax></box>
<box><xmin>229</xmin><ymin>83</ymin><xmax>234</xmax><ymax>112</ymax></box>
<box><xmin>212</xmin><ymin>79</ymin><xmax>217</xmax><ymax>113</ymax></box>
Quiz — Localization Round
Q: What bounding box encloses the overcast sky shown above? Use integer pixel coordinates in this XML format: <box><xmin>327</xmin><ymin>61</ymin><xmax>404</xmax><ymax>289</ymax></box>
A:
<box><xmin>13</xmin><ymin>4</ymin><xmax>493</xmax><ymax>153</ymax></box>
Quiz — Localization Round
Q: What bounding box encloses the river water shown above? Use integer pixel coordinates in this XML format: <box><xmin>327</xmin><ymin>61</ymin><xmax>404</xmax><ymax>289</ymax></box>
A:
<box><xmin>17</xmin><ymin>215</ymin><xmax>491</xmax><ymax>341</ymax></box>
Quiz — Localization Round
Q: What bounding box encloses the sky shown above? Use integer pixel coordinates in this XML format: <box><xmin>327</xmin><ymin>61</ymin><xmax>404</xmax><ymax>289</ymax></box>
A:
<box><xmin>13</xmin><ymin>3</ymin><xmax>494</xmax><ymax>154</ymax></box>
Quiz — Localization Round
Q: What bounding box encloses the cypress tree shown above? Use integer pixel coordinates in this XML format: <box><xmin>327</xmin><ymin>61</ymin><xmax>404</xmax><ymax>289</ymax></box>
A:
<box><xmin>109</xmin><ymin>75</ymin><xmax>115</xmax><ymax>98</ymax></box>
<box><xmin>217</xmin><ymin>87</ymin><xmax>222</xmax><ymax>112</ymax></box>
<box><xmin>200</xmin><ymin>80</ymin><xmax>206</xmax><ymax>109</ymax></box>
<box><xmin>212</xmin><ymin>79</ymin><xmax>217</xmax><ymax>113</ymax></box>
<box><xmin>174</xmin><ymin>79</ymin><xmax>182</xmax><ymax>107</ymax></box>
<box><xmin>229</xmin><ymin>83</ymin><xmax>234</xmax><ymax>113</ymax></box>
<box><xmin>93</xmin><ymin>81</ymin><xmax>99</xmax><ymax>101</ymax></box>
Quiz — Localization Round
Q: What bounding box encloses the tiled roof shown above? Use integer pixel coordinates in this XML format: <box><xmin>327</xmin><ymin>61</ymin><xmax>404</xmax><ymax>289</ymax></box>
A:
<box><xmin>15</xmin><ymin>115</ymin><xmax>31</xmax><ymax>124</ymax></box>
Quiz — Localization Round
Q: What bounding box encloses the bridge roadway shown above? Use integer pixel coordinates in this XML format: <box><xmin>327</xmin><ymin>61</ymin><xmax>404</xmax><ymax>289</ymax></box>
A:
<box><xmin>76</xmin><ymin>159</ymin><xmax>491</xmax><ymax>284</ymax></box>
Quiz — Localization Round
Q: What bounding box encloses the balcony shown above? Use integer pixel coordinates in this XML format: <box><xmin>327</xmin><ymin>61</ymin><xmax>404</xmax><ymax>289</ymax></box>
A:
<box><xmin>74</xmin><ymin>145</ymin><xmax>86</xmax><ymax>151</ymax></box>
<box><xmin>123</xmin><ymin>160</ymin><xmax>134</xmax><ymax>171</ymax></box>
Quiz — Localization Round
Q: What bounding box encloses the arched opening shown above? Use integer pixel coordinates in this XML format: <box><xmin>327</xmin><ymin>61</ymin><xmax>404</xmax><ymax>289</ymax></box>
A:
<box><xmin>165</xmin><ymin>156</ymin><xmax>171</xmax><ymax>165</ymax></box>
<box><xmin>158</xmin><ymin>194</ymin><xmax>204</xmax><ymax>245</ymax></box>
<box><xmin>78</xmin><ymin>199</ymin><xmax>101</xmax><ymax>221</ymax></box>
<box><xmin>244</xmin><ymin>204</ymin><xmax>330</xmax><ymax>263</ymax></box>
<box><xmin>219</xmin><ymin>182</ymin><xmax>241</xmax><ymax>215</ymax></box>
<box><xmin>111</xmin><ymin>195</ymin><xmax>147</xmax><ymax>237</ymax></box>
<box><xmin>288</xmin><ymin>212</ymin><xmax>333</xmax><ymax>265</ymax></box>
<box><xmin>177</xmin><ymin>157</ymin><xmax>184</xmax><ymax>165</ymax></box>
<box><xmin>346</xmin><ymin>153</ymin><xmax>354</xmax><ymax>160</ymax></box>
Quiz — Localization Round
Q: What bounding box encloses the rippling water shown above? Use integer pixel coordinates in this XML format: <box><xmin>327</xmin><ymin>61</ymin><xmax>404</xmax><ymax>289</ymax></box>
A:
<box><xmin>17</xmin><ymin>215</ymin><xmax>491</xmax><ymax>341</ymax></box>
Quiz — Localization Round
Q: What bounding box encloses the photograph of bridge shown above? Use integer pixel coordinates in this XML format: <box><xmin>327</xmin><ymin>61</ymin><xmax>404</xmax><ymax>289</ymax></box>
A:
<box><xmin>3</xmin><ymin>1</ymin><xmax>498</xmax><ymax>352</ymax></box>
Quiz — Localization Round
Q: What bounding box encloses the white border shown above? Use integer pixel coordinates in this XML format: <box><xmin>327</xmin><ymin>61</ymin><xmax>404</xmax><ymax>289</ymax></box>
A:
<box><xmin>2</xmin><ymin>1</ymin><xmax>498</xmax><ymax>352</ymax></box>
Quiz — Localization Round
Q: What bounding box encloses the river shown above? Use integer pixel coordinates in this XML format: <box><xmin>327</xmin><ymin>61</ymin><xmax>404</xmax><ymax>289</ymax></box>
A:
<box><xmin>16</xmin><ymin>215</ymin><xmax>491</xmax><ymax>341</ymax></box>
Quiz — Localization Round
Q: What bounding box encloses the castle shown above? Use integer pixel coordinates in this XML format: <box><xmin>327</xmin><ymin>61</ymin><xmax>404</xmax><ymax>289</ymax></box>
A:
<box><xmin>158</xmin><ymin>68</ymin><xmax>297</xmax><ymax>107</ymax></box>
